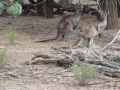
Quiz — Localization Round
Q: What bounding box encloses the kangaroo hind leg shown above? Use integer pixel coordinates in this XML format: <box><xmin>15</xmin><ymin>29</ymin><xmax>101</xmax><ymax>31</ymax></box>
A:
<box><xmin>88</xmin><ymin>37</ymin><xmax>94</xmax><ymax>49</ymax></box>
<box><xmin>62</xmin><ymin>36</ymin><xmax>83</xmax><ymax>49</ymax></box>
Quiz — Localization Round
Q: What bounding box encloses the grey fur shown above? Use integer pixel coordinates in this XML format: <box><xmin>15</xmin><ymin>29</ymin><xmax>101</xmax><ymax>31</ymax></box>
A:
<box><xmin>36</xmin><ymin>4</ymin><xmax>84</xmax><ymax>43</ymax></box>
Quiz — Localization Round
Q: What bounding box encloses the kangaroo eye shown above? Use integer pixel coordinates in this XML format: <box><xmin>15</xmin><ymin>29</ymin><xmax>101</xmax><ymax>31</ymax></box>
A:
<box><xmin>80</xmin><ymin>30</ymin><xmax>82</xmax><ymax>32</ymax></box>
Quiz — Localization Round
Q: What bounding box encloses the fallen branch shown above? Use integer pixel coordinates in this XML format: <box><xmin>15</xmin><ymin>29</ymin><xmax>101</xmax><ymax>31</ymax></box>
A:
<box><xmin>52</xmin><ymin>46</ymin><xmax>120</xmax><ymax>77</ymax></box>
<box><xmin>30</xmin><ymin>34</ymin><xmax>120</xmax><ymax>77</ymax></box>
<box><xmin>102</xmin><ymin>30</ymin><xmax>120</xmax><ymax>51</ymax></box>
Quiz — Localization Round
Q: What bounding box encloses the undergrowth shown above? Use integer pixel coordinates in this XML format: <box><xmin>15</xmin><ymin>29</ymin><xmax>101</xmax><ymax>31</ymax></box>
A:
<box><xmin>0</xmin><ymin>49</ymin><xmax>7</xmax><ymax>68</ymax></box>
<box><xmin>5</xmin><ymin>27</ymin><xmax>18</xmax><ymax>44</ymax></box>
<box><xmin>73</xmin><ymin>63</ymin><xmax>96</xmax><ymax>86</ymax></box>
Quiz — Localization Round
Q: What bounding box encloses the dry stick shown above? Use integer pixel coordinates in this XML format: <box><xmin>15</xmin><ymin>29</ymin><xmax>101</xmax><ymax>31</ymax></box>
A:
<box><xmin>29</xmin><ymin>57</ymin><xmax>58</xmax><ymax>76</ymax></box>
<box><xmin>86</xmin><ymin>64</ymin><xmax>120</xmax><ymax>77</ymax></box>
<box><xmin>54</xmin><ymin>45</ymin><xmax>120</xmax><ymax>71</ymax></box>
<box><xmin>76</xmin><ymin>46</ymin><xmax>119</xmax><ymax>69</ymax></box>
<box><xmin>101</xmin><ymin>30</ymin><xmax>120</xmax><ymax>51</ymax></box>
<box><xmin>60</xmin><ymin>45</ymin><xmax>120</xmax><ymax>71</ymax></box>
<box><xmin>56</xmin><ymin>48</ymin><xmax>83</xmax><ymax>64</ymax></box>
<box><xmin>55</xmin><ymin>47</ymin><xmax>88</xmax><ymax>61</ymax></box>
<box><xmin>72</xmin><ymin>48</ymin><xmax>89</xmax><ymax>60</ymax></box>
<box><xmin>80</xmin><ymin>46</ymin><xmax>120</xmax><ymax>69</ymax></box>
<box><xmin>57</xmin><ymin>47</ymin><xmax>93</xmax><ymax>64</ymax></box>
<box><xmin>29</xmin><ymin>60</ymin><xmax>35</xmax><ymax>76</ymax></box>
<box><xmin>62</xmin><ymin>52</ymin><xmax>75</xmax><ymax>61</ymax></box>
<box><xmin>5</xmin><ymin>73</ymin><xmax>19</xmax><ymax>78</ymax></box>
<box><xmin>61</xmin><ymin>47</ymin><xmax>117</xmax><ymax>69</ymax></box>
<box><xmin>90</xmin><ymin>64</ymin><xmax>120</xmax><ymax>73</ymax></box>
<box><xmin>91</xmin><ymin>49</ymin><xmax>120</xmax><ymax>68</ymax></box>
<box><xmin>74</xmin><ymin>48</ymin><xmax>89</xmax><ymax>60</ymax></box>
<box><xmin>91</xmin><ymin>50</ymin><xmax>120</xmax><ymax>69</ymax></box>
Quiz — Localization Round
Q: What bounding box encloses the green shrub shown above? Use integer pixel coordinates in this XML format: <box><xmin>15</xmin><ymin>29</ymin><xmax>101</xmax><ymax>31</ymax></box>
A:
<box><xmin>73</xmin><ymin>63</ymin><xmax>96</xmax><ymax>86</ymax></box>
<box><xmin>5</xmin><ymin>28</ymin><xmax>18</xmax><ymax>44</ymax></box>
<box><xmin>7</xmin><ymin>2</ymin><xmax>22</xmax><ymax>18</ymax></box>
<box><xmin>0</xmin><ymin>49</ymin><xmax>7</xmax><ymax>68</ymax></box>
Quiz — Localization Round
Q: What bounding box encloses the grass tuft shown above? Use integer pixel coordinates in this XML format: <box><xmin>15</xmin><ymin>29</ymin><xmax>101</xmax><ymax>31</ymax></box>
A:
<box><xmin>73</xmin><ymin>63</ymin><xmax>96</xmax><ymax>86</ymax></box>
<box><xmin>0</xmin><ymin>49</ymin><xmax>7</xmax><ymax>68</ymax></box>
<box><xmin>5</xmin><ymin>27</ymin><xmax>18</xmax><ymax>44</ymax></box>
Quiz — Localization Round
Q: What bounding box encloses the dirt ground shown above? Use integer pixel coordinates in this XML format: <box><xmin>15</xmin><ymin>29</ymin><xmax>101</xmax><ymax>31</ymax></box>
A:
<box><xmin>0</xmin><ymin>15</ymin><xmax>120</xmax><ymax>90</ymax></box>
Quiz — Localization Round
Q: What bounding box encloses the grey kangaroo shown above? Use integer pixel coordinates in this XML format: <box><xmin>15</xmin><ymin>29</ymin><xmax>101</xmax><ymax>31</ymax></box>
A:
<box><xmin>63</xmin><ymin>10</ymin><xmax>108</xmax><ymax>49</ymax></box>
<box><xmin>36</xmin><ymin>3</ymin><xmax>84</xmax><ymax>43</ymax></box>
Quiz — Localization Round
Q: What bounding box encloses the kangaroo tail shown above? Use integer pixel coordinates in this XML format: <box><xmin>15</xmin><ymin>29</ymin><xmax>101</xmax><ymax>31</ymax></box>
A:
<box><xmin>36</xmin><ymin>33</ymin><xmax>62</xmax><ymax>43</ymax></box>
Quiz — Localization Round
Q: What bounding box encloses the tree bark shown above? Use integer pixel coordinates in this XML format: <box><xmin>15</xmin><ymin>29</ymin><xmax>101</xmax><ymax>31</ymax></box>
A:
<box><xmin>37</xmin><ymin>0</ymin><xmax>54</xmax><ymax>18</ymax></box>
<box><xmin>45</xmin><ymin>0</ymin><xmax>54</xmax><ymax>18</ymax></box>
<box><xmin>37</xmin><ymin>0</ymin><xmax>44</xmax><ymax>16</ymax></box>
<box><xmin>107</xmin><ymin>0</ymin><xmax>118</xmax><ymax>29</ymax></box>
<box><xmin>117</xmin><ymin>0</ymin><xmax>120</xmax><ymax>17</ymax></box>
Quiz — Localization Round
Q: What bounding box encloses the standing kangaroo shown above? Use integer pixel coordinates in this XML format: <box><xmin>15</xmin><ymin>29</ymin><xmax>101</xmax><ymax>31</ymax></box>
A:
<box><xmin>63</xmin><ymin>10</ymin><xmax>107</xmax><ymax>49</ymax></box>
<box><xmin>36</xmin><ymin>4</ymin><xmax>84</xmax><ymax>43</ymax></box>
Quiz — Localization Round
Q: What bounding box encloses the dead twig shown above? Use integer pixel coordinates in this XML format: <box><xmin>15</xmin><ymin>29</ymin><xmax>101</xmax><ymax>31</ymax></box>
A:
<box><xmin>102</xmin><ymin>30</ymin><xmax>120</xmax><ymax>51</ymax></box>
<box><xmin>29</xmin><ymin>60</ymin><xmax>34</xmax><ymax>76</ymax></box>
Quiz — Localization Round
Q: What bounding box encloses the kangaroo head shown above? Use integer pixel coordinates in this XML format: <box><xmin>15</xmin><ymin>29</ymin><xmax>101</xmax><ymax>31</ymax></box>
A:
<box><xmin>97</xmin><ymin>10</ymin><xmax>108</xmax><ymax>31</ymax></box>
<box><xmin>97</xmin><ymin>10</ymin><xmax>107</xmax><ymax>21</ymax></box>
<box><xmin>72</xmin><ymin>3</ymin><xmax>84</xmax><ymax>29</ymax></box>
<box><xmin>75</xmin><ymin>2</ymin><xmax>84</xmax><ymax>15</ymax></box>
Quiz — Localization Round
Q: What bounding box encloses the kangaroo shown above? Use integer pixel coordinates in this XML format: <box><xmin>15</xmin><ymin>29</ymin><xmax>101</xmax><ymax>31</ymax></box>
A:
<box><xmin>36</xmin><ymin>3</ymin><xmax>84</xmax><ymax>43</ymax></box>
<box><xmin>63</xmin><ymin>10</ymin><xmax>107</xmax><ymax>49</ymax></box>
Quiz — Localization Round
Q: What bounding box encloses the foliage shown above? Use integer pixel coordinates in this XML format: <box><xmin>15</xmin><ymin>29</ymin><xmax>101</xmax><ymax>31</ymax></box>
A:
<box><xmin>0</xmin><ymin>49</ymin><xmax>7</xmax><ymax>68</ymax></box>
<box><xmin>73</xmin><ymin>63</ymin><xmax>96</xmax><ymax>86</ymax></box>
<box><xmin>5</xmin><ymin>28</ymin><xmax>18</xmax><ymax>44</ymax></box>
<box><xmin>6</xmin><ymin>2</ymin><xmax>22</xmax><ymax>18</ymax></box>
<box><xmin>0</xmin><ymin>2</ymin><xmax>4</xmax><ymax>14</ymax></box>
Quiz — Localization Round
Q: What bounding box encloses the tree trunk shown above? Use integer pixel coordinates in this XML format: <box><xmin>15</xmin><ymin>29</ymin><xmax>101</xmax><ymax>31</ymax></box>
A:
<box><xmin>37</xmin><ymin>0</ymin><xmax>54</xmax><ymax>18</ymax></box>
<box><xmin>37</xmin><ymin>0</ymin><xmax>44</xmax><ymax>16</ymax></box>
<box><xmin>117</xmin><ymin>0</ymin><xmax>120</xmax><ymax>17</ymax></box>
<box><xmin>100</xmin><ymin>0</ymin><xmax>118</xmax><ymax>29</ymax></box>
<box><xmin>45</xmin><ymin>0</ymin><xmax>54</xmax><ymax>18</ymax></box>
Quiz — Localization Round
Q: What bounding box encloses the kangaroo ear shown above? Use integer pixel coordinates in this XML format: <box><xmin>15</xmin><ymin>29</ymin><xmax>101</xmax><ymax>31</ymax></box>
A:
<box><xmin>98</xmin><ymin>9</ymin><xmax>103</xmax><ymax>15</ymax></box>
<box><xmin>81</xmin><ymin>4</ymin><xmax>84</xmax><ymax>9</ymax></box>
<box><xmin>75</xmin><ymin>1</ymin><xmax>84</xmax><ymax>9</ymax></box>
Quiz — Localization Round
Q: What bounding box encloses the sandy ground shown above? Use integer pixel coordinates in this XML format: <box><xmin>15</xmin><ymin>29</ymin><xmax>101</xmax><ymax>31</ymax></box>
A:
<box><xmin>0</xmin><ymin>15</ymin><xmax>120</xmax><ymax>90</ymax></box>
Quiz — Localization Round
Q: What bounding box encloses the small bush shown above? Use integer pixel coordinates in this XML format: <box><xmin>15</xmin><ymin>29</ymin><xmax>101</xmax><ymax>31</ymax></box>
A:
<box><xmin>5</xmin><ymin>28</ymin><xmax>18</xmax><ymax>44</ymax></box>
<box><xmin>0</xmin><ymin>49</ymin><xmax>7</xmax><ymax>68</ymax></box>
<box><xmin>73</xmin><ymin>63</ymin><xmax>96</xmax><ymax>86</ymax></box>
<box><xmin>7</xmin><ymin>2</ymin><xmax>22</xmax><ymax>18</ymax></box>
